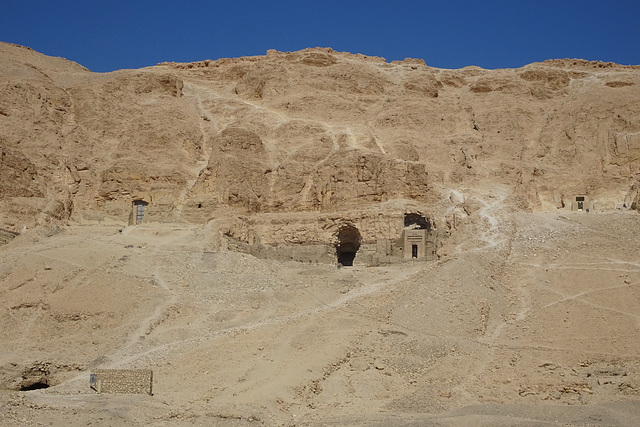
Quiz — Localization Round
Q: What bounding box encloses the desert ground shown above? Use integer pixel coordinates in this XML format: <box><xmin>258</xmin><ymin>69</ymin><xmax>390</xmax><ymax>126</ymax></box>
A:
<box><xmin>1</xmin><ymin>200</ymin><xmax>640</xmax><ymax>425</ymax></box>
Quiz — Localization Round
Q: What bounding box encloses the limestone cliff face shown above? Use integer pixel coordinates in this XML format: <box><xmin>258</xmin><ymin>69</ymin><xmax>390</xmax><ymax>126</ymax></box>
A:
<box><xmin>1</xmin><ymin>43</ymin><xmax>639</xmax><ymax>238</ymax></box>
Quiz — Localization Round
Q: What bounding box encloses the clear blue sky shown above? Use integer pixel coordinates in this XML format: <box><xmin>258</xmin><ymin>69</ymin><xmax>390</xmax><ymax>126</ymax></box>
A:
<box><xmin>1</xmin><ymin>0</ymin><xmax>639</xmax><ymax>72</ymax></box>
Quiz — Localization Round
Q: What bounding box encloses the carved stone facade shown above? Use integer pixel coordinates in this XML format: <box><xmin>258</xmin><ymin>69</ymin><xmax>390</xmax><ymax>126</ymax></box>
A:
<box><xmin>571</xmin><ymin>195</ymin><xmax>592</xmax><ymax>211</ymax></box>
<box><xmin>223</xmin><ymin>210</ymin><xmax>439</xmax><ymax>266</ymax></box>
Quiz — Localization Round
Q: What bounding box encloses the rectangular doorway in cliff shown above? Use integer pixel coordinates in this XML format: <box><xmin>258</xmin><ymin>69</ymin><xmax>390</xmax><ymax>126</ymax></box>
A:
<box><xmin>404</xmin><ymin>212</ymin><xmax>431</xmax><ymax>261</ymax></box>
<box><xmin>133</xmin><ymin>200</ymin><xmax>148</xmax><ymax>224</ymax></box>
<box><xmin>571</xmin><ymin>195</ymin><xmax>590</xmax><ymax>211</ymax></box>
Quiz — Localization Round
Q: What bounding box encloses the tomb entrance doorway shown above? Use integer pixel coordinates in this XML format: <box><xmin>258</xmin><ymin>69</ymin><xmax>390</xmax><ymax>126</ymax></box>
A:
<box><xmin>335</xmin><ymin>224</ymin><xmax>361</xmax><ymax>266</ymax></box>
<box><xmin>133</xmin><ymin>200</ymin><xmax>148</xmax><ymax>224</ymax></box>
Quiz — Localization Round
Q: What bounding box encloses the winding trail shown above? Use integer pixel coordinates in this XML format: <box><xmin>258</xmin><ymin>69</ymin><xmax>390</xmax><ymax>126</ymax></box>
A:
<box><xmin>171</xmin><ymin>83</ymin><xmax>216</xmax><ymax>218</ymax></box>
<box><xmin>474</xmin><ymin>186</ymin><xmax>510</xmax><ymax>250</ymax></box>
<box><xmin>103</xmin><ymin>267</ymin><xmax>179</xmax><ymax>367</ymax></box>
<box><xmin>108</xmin><ymin>264</ymin><xmax>425</xmax><ymax>368</ymax></box>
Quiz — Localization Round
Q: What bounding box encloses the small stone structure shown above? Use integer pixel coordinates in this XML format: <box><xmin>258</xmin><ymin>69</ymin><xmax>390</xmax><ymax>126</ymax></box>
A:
<box><xmin>401</xmin><ymin>212</ymin><xmax>436</xmax><ymax>261</ymax></box>
<box><xmin>571</xmin><ymin>195</ymin><xmax>592</xmax><ymax>211</ymax></box>
<box><xmin>404</xmin><ymin>229</ymin><xmax>427</xmax><ymax>259</ymax></box>
<box><xmin>131</xmin><ymin>200</ymin><xmax>149</xmax><ymax>224</ymax></box>
<box><xmin>90</xmin><ymin>369</ymin><xmax>153</xmax><ymax>395</ymax></box>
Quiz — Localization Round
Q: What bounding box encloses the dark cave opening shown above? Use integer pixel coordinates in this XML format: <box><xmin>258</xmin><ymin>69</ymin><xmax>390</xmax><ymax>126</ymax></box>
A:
<box><xmin>337</xmin><ymin>250</ymin><xmax>357</xmax><ymax>266</ymax></box>
<box><xmin>336</xmin><ymin>224</ymin><xmax>361</xmax><ymax>267</ymax></box>
<box><xmin>20</xmin><ymin>381</ymin><xmax>49</xmax><ymax>391</ymax></box>
<box><xmin>404</xmin><ymin>213</ymin><xmax>430</xmax><ymax>231</ymax></box>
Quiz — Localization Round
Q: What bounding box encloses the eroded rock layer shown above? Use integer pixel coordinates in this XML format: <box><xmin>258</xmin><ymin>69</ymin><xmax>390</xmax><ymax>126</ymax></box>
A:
<box><xmin>1</xmin><ymin>43</ymin><xmax>639</xmax><ymax>248</ymax></box>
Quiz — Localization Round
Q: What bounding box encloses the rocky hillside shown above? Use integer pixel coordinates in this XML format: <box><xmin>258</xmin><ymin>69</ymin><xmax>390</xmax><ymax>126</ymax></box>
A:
<box><xmin>2</xmin><ymin>42</ymin><xmax>640</xmax><ymax>426</ymax></box>
<box><xmin>1</xmin><ymin>42</ymin><xmax>639</xmax><ymax>240</ymax></box>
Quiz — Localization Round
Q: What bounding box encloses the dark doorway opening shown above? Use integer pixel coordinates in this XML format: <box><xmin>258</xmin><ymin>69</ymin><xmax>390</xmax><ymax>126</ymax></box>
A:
<box><xmin>20</xmin><ymin>382</ymin><xmax>49</xmax><ymax>391</ymax></box>
<box><xmin>412</xmin><ymin>244</ymin><xmax>418</xmax><ymax>258</ymax></box>
<box><xmin>404</xmin><ymin>213</ymin><xmax>430</xmax><ymax>231</ymax></box>
<box><xmin>133</xmin><ymin>200</ymin><xmax>148</xmax><ymax>224</ymax></box>
<box><xmin>335</xmin><ymin>224</ymin><xmax>361</xmax><ymax>267</ymax></box>
<box><xmin>338</xmin><ymin>251</ymin><xmax>357</xmax><ymax>266</ymax></box>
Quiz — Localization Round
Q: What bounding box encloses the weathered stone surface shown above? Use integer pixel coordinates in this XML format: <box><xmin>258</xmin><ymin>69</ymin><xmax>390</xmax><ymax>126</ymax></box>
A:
<box><xmin>1</xmin><ymin>42</ymin><xmax>639</xmax><ymax>244</ymax></box>
<box><xmin>91</xmin><ymin>369</ymin><xmax>153</xmax><ymax>395</ymax></box>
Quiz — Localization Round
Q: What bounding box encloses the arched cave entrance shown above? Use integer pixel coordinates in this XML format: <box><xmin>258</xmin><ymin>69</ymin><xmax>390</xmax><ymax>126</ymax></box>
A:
<box><xmin>404</xmin><ymin>213</ymin><xmax>431</xmax><ymax>231</ymax></box>
<box><xmin>335</xmin><ymin>224</ymin><xmax>361</xmax><ymax>267</ymax></box>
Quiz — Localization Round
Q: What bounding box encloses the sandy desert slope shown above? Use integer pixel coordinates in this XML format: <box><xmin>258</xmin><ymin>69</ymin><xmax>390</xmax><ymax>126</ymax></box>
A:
<box><xmin>1</xmin><ymin>208</ymin><xmax>639</xmax><ymax>425</ymax></box>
